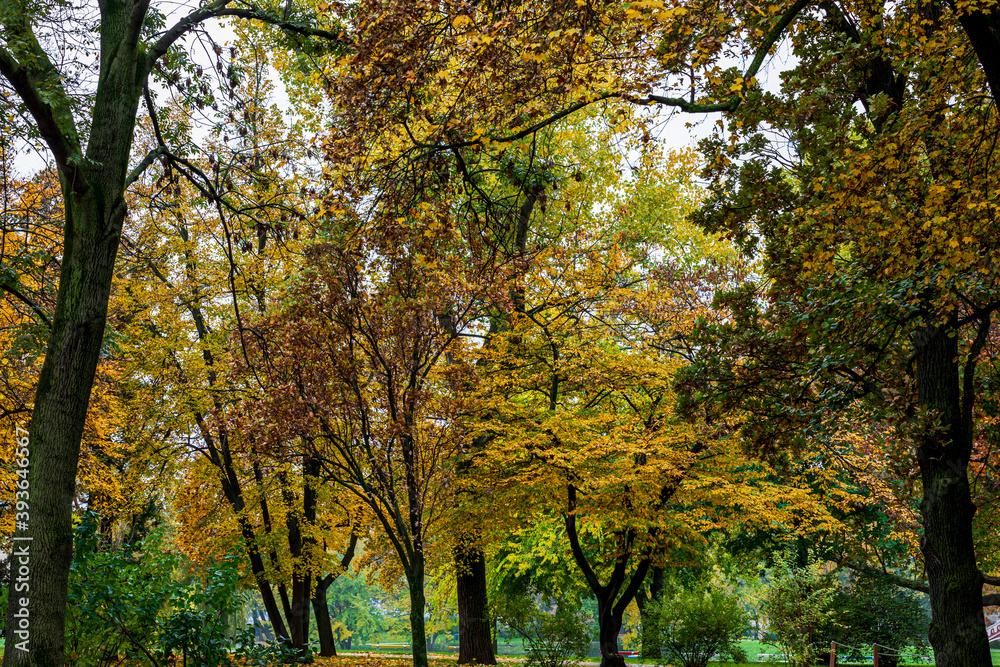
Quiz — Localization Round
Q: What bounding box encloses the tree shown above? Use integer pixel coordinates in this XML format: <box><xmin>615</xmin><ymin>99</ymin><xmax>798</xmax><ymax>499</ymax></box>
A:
<box><xmin>671</xmin><ymin>1</ymin><xmax>1000</xmax><ymax>663</ymax></box>
<box><xmin>115</xmin><ymin>49</ymin><xmax>370</xmax><ymax>657</ymax></box>
<box><xmin>454</xmin><ymin>119</ymin><xmax>838</xmax><ymax>667</ymax></box>
<box><xmin>0</xmin><ymin>1</ymin><xmax>349</xmax><ymax>662</ymax></box>
<box><xmin>232</xmin><ymin>188</ymin><xmax>493</xmax><ymax>667</ymax></box>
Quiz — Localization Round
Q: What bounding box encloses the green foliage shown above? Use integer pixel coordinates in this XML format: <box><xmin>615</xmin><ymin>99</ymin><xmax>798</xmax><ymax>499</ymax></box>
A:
<box><xmin>64</xmin><ymin>511</ymin><xmax>285</xmax><ymax>667</ymax></box>
<box><xmin>497</xmin><ymin>594</ymin><xmax>591</xmax><ymax>667</ymax></box>
<box><xmin>158</xmin><ymin>556</ymin><xmax>246</xmax><ymax>667</ymax></box>
<box><xmin>821</xmin><ymin>575</ymin><xmax>929</xmax><ymax>667</ymax></box>
<box><xmin>761</xmin><ymin>553</ymin><xmax>838</xmax><ymax>667</ymax></box>
<box><xmin>653</xmin><ymin>586</ymin><xmax>750</xmax><ymax>667</ymax></box>
<box><xmin>65</xmin><ymin>512</ymin><xmax>178</xmax><ymax>666</ymax></box>
<box><xmin>326</xmin><ymin>571</ymin><xmax>391</xmax><ymax>647</ymax></box>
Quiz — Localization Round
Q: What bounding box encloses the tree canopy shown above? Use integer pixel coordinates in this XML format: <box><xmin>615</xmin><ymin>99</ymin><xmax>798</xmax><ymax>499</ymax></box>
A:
<box><xmin>2</xmin><ymin>0</ymin><xmax>1000</xmax><ymax>666</ymax></box>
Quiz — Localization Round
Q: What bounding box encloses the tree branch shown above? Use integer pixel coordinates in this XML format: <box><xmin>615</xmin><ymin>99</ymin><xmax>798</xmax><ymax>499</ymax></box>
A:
<box><xmin>0</xmin><ymin>281</ymin><xmax>51</xmax><ymax>328</ymax></box>
<box><xmin>629</xmin><ymin>0</ymin><xmax>810</xmax><ymax>113</ymax></box>
<box><xmin>145</xmin><ymin>0</ymin><xmax>235</xmax><ymax>76</ymax></box>
<box><xmin>0</xmin><ymin>45</ymin><xmax>84</xmax><ymax>193</ymax></box>
<box><xmin>563</xmin><ymin>485</ymin><xmax>603</xmax><ymax>594</ymax></box>
<box><xmin>613</xmin><ymin>552</ymin><xmax>652</xmax><ymax>618</ymax></box>
<box><xmin>145</xmin><ymin>1</ymin><xmax>351</xmax><ymax>81</ymax></box>
<box><xmin>214</xmin><ymin>8</ymin><xmax>351</xmax><ymax>46</ymax></box>
<box><xmin>125</xmin><ymin>146</ymin><xmax>167</xmax><ymax>188</ymax></box>
<box><xmin>835</xmin><ymin>557</ymin><xmax>930</xmax><ymax>594</ymax></box>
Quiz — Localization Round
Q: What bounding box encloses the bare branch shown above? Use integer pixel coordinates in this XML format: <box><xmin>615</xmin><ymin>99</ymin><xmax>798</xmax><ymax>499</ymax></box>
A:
<box><xmin>145</xmin><ymin>0</ymin><xmax>235</xmax><ymax>76</ymax></box>
<box><xmin>835</xmin><ymin>557</ymin><xmax>930</xmax><ymax>594</ymax></box>
<box><xmin>214</xmin><ymin>8</ymin><xmax>351</xmax><ymax>46</ymax></box>
<box><xmin>145</xmin><ymin>1</ymin><xmax>350</xmax><ymax>81</ymax></box>
<box><xmin>125</xmin><ymin>146</ymin><xmax>167</xmax><ymax>188</ymax></box>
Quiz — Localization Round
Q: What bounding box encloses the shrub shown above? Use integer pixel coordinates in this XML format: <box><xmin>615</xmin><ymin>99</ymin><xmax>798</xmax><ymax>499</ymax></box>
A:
<box><xmin>653</xmin><ymin>587</ymin><xmax>750</xmax><ymax>667</ymax></box>
<box><xmin>158</xmin><ymin>555</ymin><xmax>245</xmax><ymax>667</ymax></box>
<box><xmin>65</xmin><ymin>511</ymin><xmax>282</xmax><ymax>667</ymax></box>
<box><xmin>498</xmin><ymin>595</ymin><xmax>591</xmax><ymax>667</ymax></box>
<box><xmin>822</xmin><ymin>574</ymin><xmax>929</xmax><ymax>667</ymax></box>
<box><xmin>65</xmin><ymin>512</ymin><xmax>178</xmax><ymax>666</ymax></box>
<box><xmin>761</xmin><ymin>553</ymin><xmax>838</xmax><ymax>667</ymax></box>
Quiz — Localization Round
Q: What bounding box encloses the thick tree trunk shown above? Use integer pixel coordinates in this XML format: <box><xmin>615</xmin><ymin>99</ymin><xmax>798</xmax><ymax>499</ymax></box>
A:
<box><xmin>455</xmin><ymin>544</ymin><xmax>497</xmax><ymax>665</ymax></box>
<box><xmin>955</xmin><ymin>5</ymin><xmax>1000</xmax><ymax>101</ymax></box>
<box><xmin>0</xmin><ymin>5</ymin><xmax>151</xmax><ymax>663</ymax></box>
<box><xmin>312</xmin><ymin>576</ymin><xmax>337</xmax><ymax>657</ymax></box>
<box><xmin>3</xmin><ymin>190</ymin><xmax>125</xmax><ymax>667</ymax></box>
<box><xmin>912</xmin><ymin>323</ymin><xmax>991</xmax><ymax>667</ymax></box>
<box><xmin>407</xmin><ymin>569</ymin><xmax>430</xmax><ymax>667</ymax></box>
<box><xmin>636</xmin><ymin>567</ymin><xmax>664</xmax><ymax>659</ymax></box>
<box><xmin>596</xmin><ymin>590</ymin><xmax>626</xmax><ymax>667</ymax></box>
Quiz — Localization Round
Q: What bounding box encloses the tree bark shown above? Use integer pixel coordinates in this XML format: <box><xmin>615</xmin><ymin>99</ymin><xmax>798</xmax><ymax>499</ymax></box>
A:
<box><xmin>312</xmin><ymin>576</ymin><xmax>337</xmax><ymax>657</ymax></box>
<box><xmin>408</xmin><ymin>568</ymin><xmax>430</xmax><ymax>667</ymax></box>
<box><xmin>2</xmin><ymin>186</ymin><xmax>127</xmax><ymax>667</ymax></box>
<box><xmin>912</xmin><ymin>322</ymin><xmax>991</xmax><ymax>667</ymax></box>
<box><xmin>279</xmin><ymin>470</ymin><xmax>311</xmax><ymax>660</ymax></box>
<box><xmin>636</xmin><ymin>566</ymin><xmax>664</xmax><ymax>659</ymax></box>
<box><xmin>455</xmin><ymin>544</ymin><xmax>497</xmax><ymax>664</ymax></box>
<box><xmin>954</xmin><ymin>4</ymin><xmax>1000</xmax><ymax>101</ymax></box>
<box><xmin>1</xmin><ymin>7</ymin><xmax>147</xmax><ymax>662</ymax></box>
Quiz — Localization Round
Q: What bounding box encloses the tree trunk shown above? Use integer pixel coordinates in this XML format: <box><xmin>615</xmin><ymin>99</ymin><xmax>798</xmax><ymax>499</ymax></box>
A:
<box><xmin>408</xmin><ymin>569</ymin><xmax>430</xmax><ymax>667</ymax></box>
<box><xmin>596</xmin><ymin>589</ymin><xmax>626</xmax><ymax>667</ymax></box>
<box><xmin>955</xmin><ymin>5</ymin><xmax>1000</xmax><ymax>101</ymax></box>
<box><xmin>212</xmin><ymin>440</ymin><xmax>290</xmax><ymax>642</ymax></box>
<box><xmin>564</xmin><ymin>487</ymin><xmax>651</xmax><ymax>667</ymax></box>
<box><xmin>280</xmin><ymin>468</ymin><xmax>311</xmax><ymax>660</ymax></box>
<box><xmin>636</xmin><ymin>567</ymin><xmax>664</xmax><ymax>659</ymax></box>
<box><xmin>456</xmin><ymin>544</ymin><xmax>497</xmax><ymax>665</ymax></box>
<box><xmin>3</xmin><ymin>188</ymin><xmax>126</xmax><ymax>667</ymax></box>
<box><xmin>912</xmin><ymin>323</ymin><xmax>991</xmax><ymax>667</ymax></box>
<box><xmin>312</xmin><ymin>576</ymin><xmax>337</xmax><ymax>657</ymax></box>
<box><xmin>0</xmin><ymin>5</ymin><xmax>153</xmax><ymax>662</ymax></box>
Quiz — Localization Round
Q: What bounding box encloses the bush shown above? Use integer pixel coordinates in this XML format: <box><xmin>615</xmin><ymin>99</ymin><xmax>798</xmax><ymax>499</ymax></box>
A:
<box><xmin>498</xmin><ymin>596</ymin><xmax>591</xmax><ymax>667</ymax></box>
<box><xmin>65</xmin><ymin>513</ymin><xmax>179</xmax><ymax>666</ymax></box>
<box><xmin>822</xmin><ymin>574</ymin><xmax>929</xmax><ymax>667</ymax></box>
<box><xmin>65</xmin><ymin>511</ymin><xmax>285</xmax><ymax>667</ymax></box>
<box><xmin>653</xmin><ymin>587</ymin><xmax>750</xmax><ymax>667</ymax></box>
<box><xmin>761</xmin><ymin>554</ymin><xmax>838</xmax><ymax>667</ymax></box>
<box><xmin>158</xmin><ymin>555</ymin><xmax>246</xmax><ymax>667</ymax></box>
